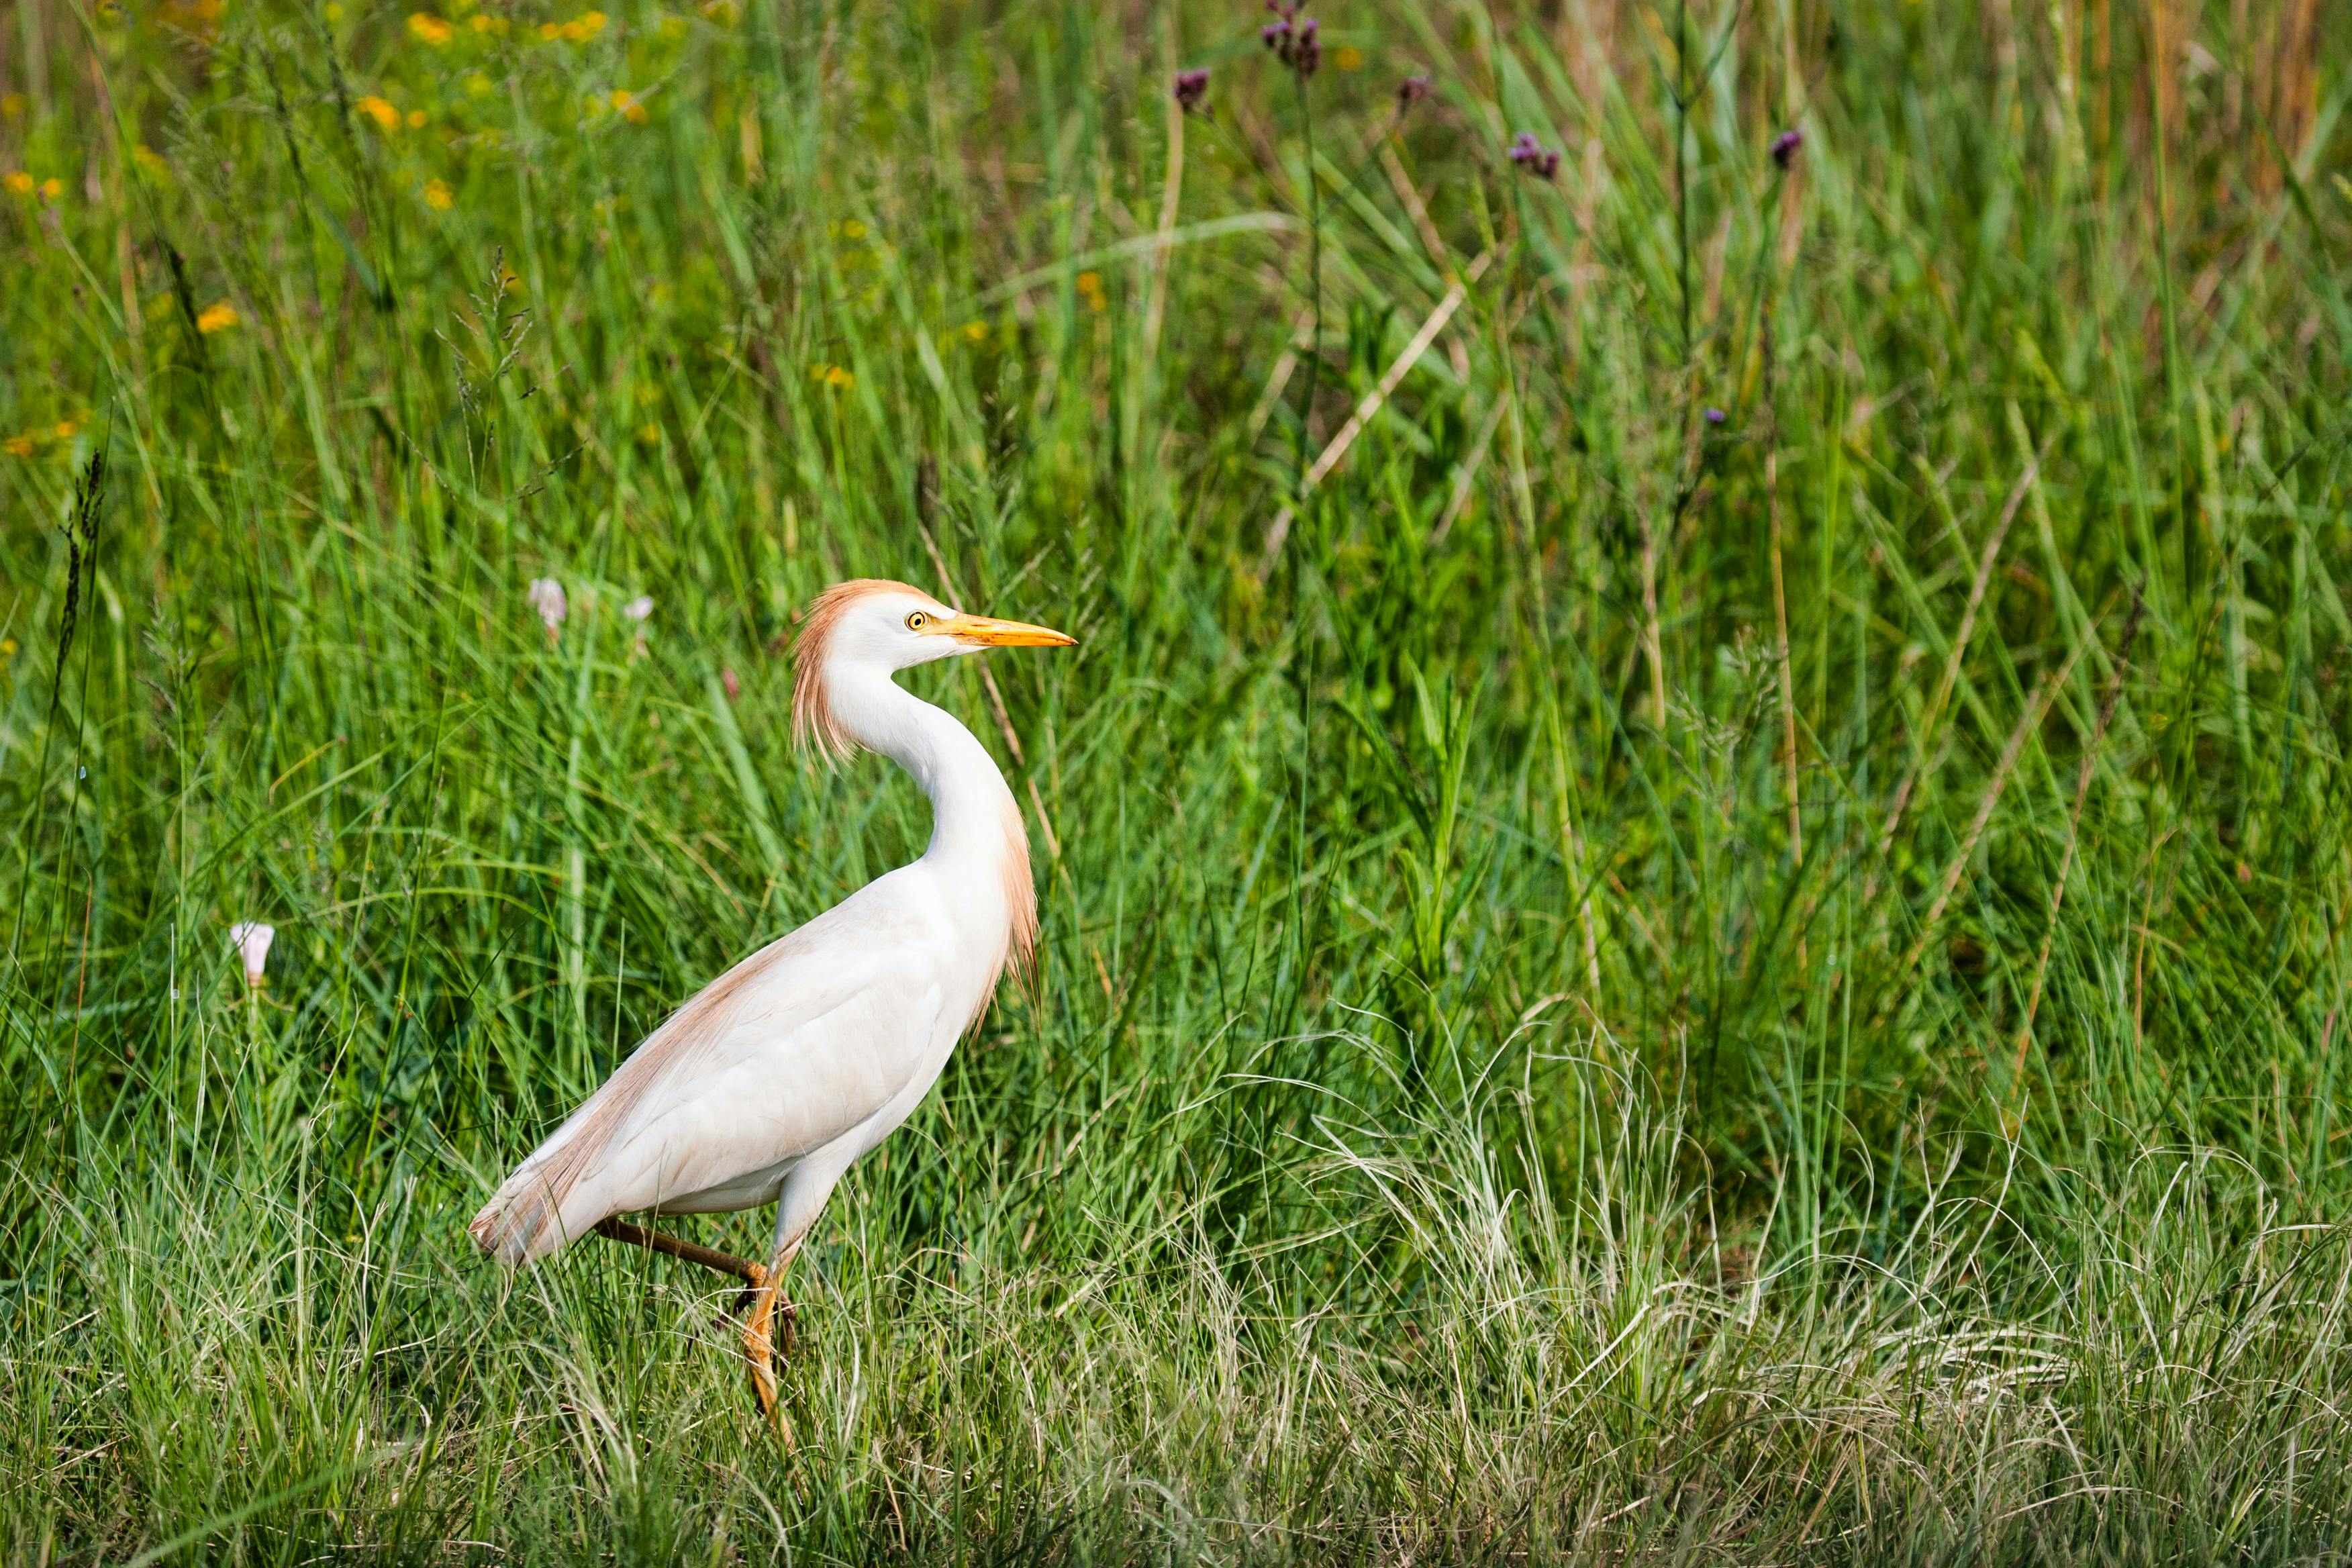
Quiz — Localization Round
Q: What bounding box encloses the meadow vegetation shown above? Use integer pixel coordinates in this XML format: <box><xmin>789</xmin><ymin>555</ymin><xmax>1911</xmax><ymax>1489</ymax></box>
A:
<box><xmin>3</xmin><ymin>0</ymin><xmax>2350</xmax><ymax>1560</ymax></box>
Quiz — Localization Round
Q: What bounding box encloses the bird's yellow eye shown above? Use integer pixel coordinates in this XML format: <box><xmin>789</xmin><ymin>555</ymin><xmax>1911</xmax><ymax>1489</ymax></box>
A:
<box><xmin>905</xmin><ymin>611</ymin><xmax>930</xmax><ymax>631</ymax></box>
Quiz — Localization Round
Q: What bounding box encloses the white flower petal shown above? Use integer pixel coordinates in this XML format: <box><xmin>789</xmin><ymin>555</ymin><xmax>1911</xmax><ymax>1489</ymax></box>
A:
<box><xmin>230</xmin><ymin>921</ymin><xmax>277</xmax><ymax>985</ymax></box>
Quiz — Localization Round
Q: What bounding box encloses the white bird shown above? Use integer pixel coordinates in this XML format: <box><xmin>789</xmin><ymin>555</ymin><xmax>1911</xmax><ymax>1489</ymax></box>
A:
<box><xmin>470</xmin><ymin>579</ymin><xmax>1075</xmax><ymax>1416</ymax></box>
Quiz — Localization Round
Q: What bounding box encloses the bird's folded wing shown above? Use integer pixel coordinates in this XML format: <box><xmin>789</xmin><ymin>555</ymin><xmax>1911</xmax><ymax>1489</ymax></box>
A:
<box><xmin>471</xmin><ymin>892</ymin><xmax>950</xmax><ymax>1263</ymax></box>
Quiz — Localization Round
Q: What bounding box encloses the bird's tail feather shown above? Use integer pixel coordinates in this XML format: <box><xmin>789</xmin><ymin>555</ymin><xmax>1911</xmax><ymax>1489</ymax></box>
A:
<box><xmin>470</xmin><ymin>1017</ymin><xmax>686</xmax><ymax>1263</ymax></box>
<box><xmin>469</xmin><ymin>1156</ymin><xmax>584</xmax><ymax>1265</ymax></box>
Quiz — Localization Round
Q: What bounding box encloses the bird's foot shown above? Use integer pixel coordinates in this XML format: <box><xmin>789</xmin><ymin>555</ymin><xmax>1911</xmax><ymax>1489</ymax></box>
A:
<box><xmin>742</xmin><ymin>1298</ymin><xmax>798</xmax><ymax>1372</ymax></box>
<box><xmin>743</xmin><ymin>1291</ymin><xmax>799</xmax><ymax>1445</ymax></box>
<box><xmin>718</xmin><ymin>1262</ymin><xmax>770</xmax><ymax>1327</ymax></box>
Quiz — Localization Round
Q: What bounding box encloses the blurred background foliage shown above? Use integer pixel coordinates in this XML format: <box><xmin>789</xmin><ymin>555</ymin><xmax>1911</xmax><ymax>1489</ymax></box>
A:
<box><xmin>2</xmin><ymin>0</ymin><xmax>2351</xmax><ymax>1559</ymax></box>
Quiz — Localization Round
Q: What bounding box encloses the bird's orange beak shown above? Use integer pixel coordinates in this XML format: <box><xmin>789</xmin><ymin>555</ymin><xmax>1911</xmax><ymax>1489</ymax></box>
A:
<box><xmin>940</xmin><ymin>614</ymin><xmax>1077</xmax><ymax>648</ymax></box>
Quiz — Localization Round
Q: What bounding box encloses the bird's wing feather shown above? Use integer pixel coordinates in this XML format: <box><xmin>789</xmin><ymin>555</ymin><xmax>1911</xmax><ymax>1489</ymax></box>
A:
<box><xmin>470</xmin><ymin>875</ymin><xmax>952</xmax><ymax>1262</ymax></box>
<box><xmin>556</xmin><ymin>967</ymin><xmax>947</xmax><ymax>1227</ymax></box>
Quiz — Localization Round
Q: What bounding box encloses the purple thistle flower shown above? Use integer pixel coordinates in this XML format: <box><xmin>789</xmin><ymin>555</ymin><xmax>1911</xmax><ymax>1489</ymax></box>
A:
<box><xmin>1704</xmin><ymin>406</ymin><xmax>1727</xmax><ymax>426</ymax></box>
<box><xmin>1507</xmin><ymin>131</ymin><xmax>1559</xmax><ymax>180</ymax></box>
<box><xmin>1398</xmin><ymin>73</ymin><xmax>1432</xmax><ymax>113</ymax></box>
<box><xmin>1261</xmin><ymin>1</ymin><xmax>1319</xmax><ymax>78</ymax></box>
<box><xmin>1769</xmin><ymin>128</ymin><xmax>1804</xmax><ymax>169</ymax></box>
<box><xmin>1174</xmin><ymin>68</ymin><xmax>1210</xmax><ymax>113</ymax></box>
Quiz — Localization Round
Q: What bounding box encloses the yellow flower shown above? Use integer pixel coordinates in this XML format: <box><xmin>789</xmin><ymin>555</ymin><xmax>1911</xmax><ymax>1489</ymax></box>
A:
<box><xmin>52</xmin><ymin>418</ymin><xmax>80</xmax><ymax>440</ymax></box>
<box><xmin>3</xmin><ymin>171</ymin><xmax>32</xmax><ymax>195</ymax></box>
<box><xmin>132</xmin><ymin>144</ymin><xmax>167</xmax><ymax>175</ymax></box>
<box><xmin>2</xmin><ymin>435</ymin><xmax>34</xmax><ymax>458</ymax></box>
<box><xmin>196</xmin><ymin>301</ymin><xmax>238</xmax><ymax>334</ymax></box>
<box><xmin>1</xmin><ymin>638</ymin><xmax>16</xmax><ymax>656</ymax></box>
<box><xmin>611</xmin><ymin>89</ymin><xmax>647</xmax><ymax>124</ymax></box>
<box><xmin>158</xmin><ymin>0</ymin><xmax>224</xmax><ymax>32</ymax></box>
<box><xmin>560</xmin><ymin>10</ymin><xmax>605</xmax><ymax>40</ymax></box>
<box><xmin>537</xmin><ymin>21</ymin><xmax>559</xmax><ymax>39</ymax></box>
<box><xmin>355</xmin><ymin>95</ymin><xmax>401</xmax><ymax>131</ymax></box>
<box><xmin>841</xmin><ymin>218</ymin><xmax>867</xmax><ymax>240</ymax></box>
<box><xmin>406</xmin><ymin>109</ymin><xmax>428</xmax><ymax>128</ymax></box>
<box><xmin>407</xmin><ymin>12</ymin><xmax>452</xmax><ymax>44</ymax></box>
<box><xmin>961</xmin><ymin>320</ymin><xmax>987</xmax><ymax>343</ymax></box>
<box><xmin>324</xmin><ymin>1</ymin><xmax>344</xmax><ymax>17</ymax></box>
<box><xmin>38</xmin><ymin>177</ymin><xmax>63</xmax><ymax>200</ymax></box>
<box><xmin>1076</xmin><ymin>270</ymin><xmax>1108</xmax><ymax>311</ymax></box>
<box><xmin>424</xmin><ymin>178</ymin><xmax>453</xmax><ymax>209</ymax></box>
<box><xmin>1334</xmin><ymin>45</ymin><xmax>1363</xmax><ymax>70</ymax></box>
<box><xmin>810</xmin><ymin>364</ymin><xmax>854</xmax><ymax>389</ymax></box>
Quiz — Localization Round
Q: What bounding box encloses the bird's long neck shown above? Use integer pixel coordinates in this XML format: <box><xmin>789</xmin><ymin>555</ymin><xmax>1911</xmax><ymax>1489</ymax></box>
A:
<box><xmin>827</xmin><ymin>666</ymin><xmax>1037</xmax><ymax>975</ymax></box>
<box><xmin>842</xmin><ymin>671</ymin><xmax>1014</xmax><ymax>858</ymax></box>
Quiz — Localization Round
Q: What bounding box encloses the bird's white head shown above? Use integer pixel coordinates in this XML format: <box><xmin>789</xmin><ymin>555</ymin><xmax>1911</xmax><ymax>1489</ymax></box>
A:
<box><xmin>792</xmin><ymin>579</ymin><xmax>1075</xmax><ymax>759</ymax></box>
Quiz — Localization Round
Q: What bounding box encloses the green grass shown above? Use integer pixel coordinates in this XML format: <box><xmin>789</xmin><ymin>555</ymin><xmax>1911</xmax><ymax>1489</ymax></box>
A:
<box><xmin>4</xmin><ymin>0</ymin><xmax>2351</xmax><ymax>1561</ymax></box>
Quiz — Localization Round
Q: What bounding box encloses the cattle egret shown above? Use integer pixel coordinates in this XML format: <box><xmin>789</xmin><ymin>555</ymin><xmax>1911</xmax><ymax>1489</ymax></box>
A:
<box><xmin>470</xmin><ymin>579</ymin><xmax>1075</xmax><ymax>1418</ymax></box>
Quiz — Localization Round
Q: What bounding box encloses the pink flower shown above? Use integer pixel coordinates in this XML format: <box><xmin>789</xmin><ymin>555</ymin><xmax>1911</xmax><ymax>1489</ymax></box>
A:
<box><xmin>528</xmin><ymin>577</ymin><xmax>567</xmax><ymax>640</ymax></box>
<box><xmin>230</xmin><ymin>922</ymin><xmax>276</xmax><ymax>989</ymax></box>
<box><xmin>721</xmin><ymin>666</ymin><xmax>740</xmax><ymax>701</ymax></box>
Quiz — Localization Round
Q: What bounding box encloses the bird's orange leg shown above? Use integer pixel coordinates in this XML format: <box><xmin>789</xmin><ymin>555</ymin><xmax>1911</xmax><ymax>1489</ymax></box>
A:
<box><xmin>742</xmin><ymin>1236</ymin><xmax>803</xmax><ymax>1432</ymax></box>
<box><xmin>592</xmin><ymin>1216</ymin><xmax>768</xmax><ymax>1289</ymax></box>
<box><xmin>590</xmin><ymin>1217</ymin><xmax>799</xmax><ymax>1425</ymax></box>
